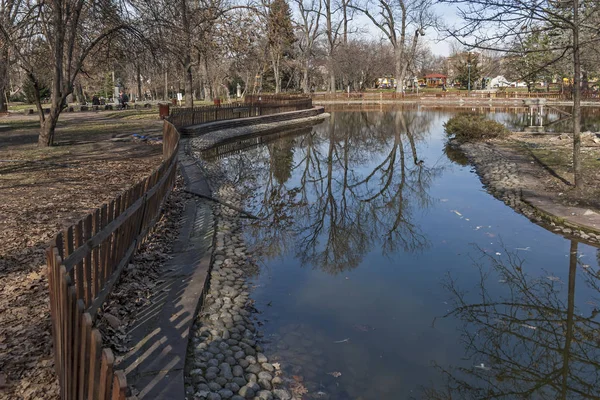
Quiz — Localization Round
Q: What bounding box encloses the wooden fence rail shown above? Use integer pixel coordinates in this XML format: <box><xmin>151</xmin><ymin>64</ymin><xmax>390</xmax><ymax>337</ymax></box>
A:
<box><xmin>46</xmin><ymin>120</ymin><xmax>180</xmax><ymax>400</ymax></box>
<box><xmin>167</xmin><ymin>97</ymin><xmax>313</xmax><ymax>129</ymax></box>
<box><xmin>310</xmin><ymin>91</ymin><xmax>600</xmax><ymax>101</ymax></box>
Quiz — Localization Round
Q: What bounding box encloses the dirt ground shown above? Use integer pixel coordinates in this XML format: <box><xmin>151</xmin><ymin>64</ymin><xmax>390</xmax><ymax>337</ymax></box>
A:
<box><xmin>0</xmin><ymin>110</ymin><xmax>164</xmax><ymax>399</ymax></box>
<box><xmin>507</xmin><ymin>131</ymin><xmax>600</xmax><ymax>210</ymax></box>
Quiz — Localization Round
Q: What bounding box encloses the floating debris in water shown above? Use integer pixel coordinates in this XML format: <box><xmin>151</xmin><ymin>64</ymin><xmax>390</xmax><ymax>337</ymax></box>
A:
<box><xmin>333</xmin><ymin>338</ymin><xmax>350</xmax><ymax>343</ymax></box>
<box><xmin>547</xmin><ymin>276</ymin><xmax>561</xmax><ymax>282</ymax></box>
<box><xmin>520</xmin><ymin>324</ymin><xmax>537</xmax><ymax>330</ymax></box>
<box><xmin>582</xmin><ymin>264</ymin><xmax>590</xmax><ymax>269</ymax></box>
<box><xmin>353</xmin><ymin>324</ymin><xmax>375</xmax><ymax>332</ymax></box>
<box><xmin>516</xmin><ymin>247</ymin><xmax>531</xmax><ymax>251</ymax></box>
<box><xmin>440</xmin><ymin>199</ymin><xmax>449</xmax><ymax>202</ymax></box>
<box><xmin>474</xmin><ymin>363</ymin><xmax>491</xmax><ymax>371</ymax></box>
<box><xmin>495</xmin><ymin>252</ymin><xmax>502</xmax><ymax>256</ymax></box>
<box><xmin>498</xmin><ymin>279</ymin><xmax>507</xmax><ymax>283</ymax></box>
<box><xmin>475</xmin><ymin>226</ymin><xmax>483</xmax><ymax>230</ymax></box>
<box><xmin>451</xmin><ymin>210</ymin><xmax>463</xmax><ymax>217</ymax></box>
<box><xmin>328</xmin><ymin>371</ymin><xmax>342</xmax><ymax>378</ymax></box>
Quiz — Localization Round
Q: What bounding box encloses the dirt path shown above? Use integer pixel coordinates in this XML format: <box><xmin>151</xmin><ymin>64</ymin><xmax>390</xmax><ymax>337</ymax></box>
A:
<box><xmin>0</xmin><ymin>110</ymin><xmax>164</xmax><ymax>399</ymax></box>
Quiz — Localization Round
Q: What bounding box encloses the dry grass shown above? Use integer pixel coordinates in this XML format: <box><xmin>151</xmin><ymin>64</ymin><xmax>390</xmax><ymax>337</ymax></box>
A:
<box><xmin>0</xmin><ymin>110</ymin><xmax>164</xmax><ymax>399</ymax></box>
<box><xmin>510</xmin><ymin>133</ymin><xmax>600</xmax><ymax>208</ymax></box>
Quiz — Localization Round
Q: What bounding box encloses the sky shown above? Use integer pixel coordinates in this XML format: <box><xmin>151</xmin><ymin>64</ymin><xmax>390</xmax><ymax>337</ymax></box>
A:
<box><xmin>352</xmin><ymin>3</ymin><xmax>464</xmax><ymax>57</ymax></box>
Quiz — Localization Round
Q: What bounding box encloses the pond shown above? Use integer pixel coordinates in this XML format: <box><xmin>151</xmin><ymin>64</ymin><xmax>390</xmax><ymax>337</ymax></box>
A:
<box><xmin>201</xmin><ymin>107</ymin><xmax>600</xmax><ymax>399</ymax></box>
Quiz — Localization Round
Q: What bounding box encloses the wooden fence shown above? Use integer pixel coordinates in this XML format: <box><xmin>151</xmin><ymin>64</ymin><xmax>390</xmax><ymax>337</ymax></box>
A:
<box><xmin>46</xmin><ymin>120</ymin><xmax>180</xmax><ymax>400</ymax></box>
<box><xmin>311</xmin><ymin>91</ymin><xmax>600</xmax><ymax>101</ymax></box>
<box><xmin>168</xmin><ymin>97</ymin><xmax>313</xmax><ymax>129</ymax></box>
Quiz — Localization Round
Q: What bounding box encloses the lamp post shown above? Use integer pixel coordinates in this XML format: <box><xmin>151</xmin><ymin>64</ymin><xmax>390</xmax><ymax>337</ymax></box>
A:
<box><xmin>467</xmin><ymin>62</ymin><xmax>471</xmax><ymax>94</ymax></box>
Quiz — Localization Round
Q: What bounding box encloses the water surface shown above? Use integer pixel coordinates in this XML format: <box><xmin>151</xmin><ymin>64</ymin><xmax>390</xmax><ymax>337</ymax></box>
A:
<box><xmin>203</xmin><ymin>108</ymin><xmax>600</xmax><ymax>399</ymax></box>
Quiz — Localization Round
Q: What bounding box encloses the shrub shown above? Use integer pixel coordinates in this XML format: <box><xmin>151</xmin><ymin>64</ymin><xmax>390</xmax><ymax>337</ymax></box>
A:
<box><xmin>443</xmin><ymin>114</ymin><xmax>509</xmax><ymax>142</ymax></box>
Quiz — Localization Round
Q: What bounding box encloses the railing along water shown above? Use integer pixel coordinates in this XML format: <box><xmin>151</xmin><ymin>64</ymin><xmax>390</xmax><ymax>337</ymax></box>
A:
<box><xmin>46</xmin><ymin>94</ymin><xmax>313</xmax><ymax>400</ymax></box>
<box><xmin>309</xmin><ymin>91</ymin><xmax>600</xmax><ymax>101</ymax></box>
<box><xmin>167</xmin><ymin>97</ymin><xmax>313</xmax><ymax>129</ymax></box>
<box><xmin>46</xmin><ymin>120</ymin><xmax>180</xmax><ymax>400</ymax></box>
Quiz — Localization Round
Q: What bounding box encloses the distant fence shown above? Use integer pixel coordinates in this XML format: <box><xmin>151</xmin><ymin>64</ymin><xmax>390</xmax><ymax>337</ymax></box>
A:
<box><xmin>46</xmin><ymin>120</ymin><xmax>180</xmax><ymax>400</ymax></box>
<box><xmin>311</xmin><ymin>91</ymin><xmax>600</xmax><ymax>101</ymax></box>
<box><xmin>168</xmin><ymin>96</ymin><xmax>313</xmax><ymax>129</ymax></box>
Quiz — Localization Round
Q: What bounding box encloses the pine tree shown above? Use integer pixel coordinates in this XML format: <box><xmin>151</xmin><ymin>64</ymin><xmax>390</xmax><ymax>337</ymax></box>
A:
<box><xmin>266</xmin><ymin>0</ymin><xmax>296</xmax><ymax>93</ymax></box>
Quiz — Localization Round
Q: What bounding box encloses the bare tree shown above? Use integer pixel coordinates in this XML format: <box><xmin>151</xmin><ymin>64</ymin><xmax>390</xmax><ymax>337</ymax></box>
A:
<box><xmin>350</xmin><ymin>0</ymin><xmax>436</xmax><ymax>93</ymax></box>
<box><xmin>293</xmin><ymin>0</ymin><xmax>322</xmax><ymax>93</ymax></box>
<box><xmin>0</xmin><ymin>0</ymin><xmax>25</xmax><ymax>113</ymax></box>
<box><xmin>0</xmin><ymin>0</ymin><xmax>135</xmax><ymax>146</ymax></box>
<box><xmin>321</xmin><ymin>0</ymin><xmax>345</xmax><ymax>92</ymax></box>
<box><xmin>437</xmin><ymin>0</ymin><xmax>600</xmax><ymax>188</ymax></box>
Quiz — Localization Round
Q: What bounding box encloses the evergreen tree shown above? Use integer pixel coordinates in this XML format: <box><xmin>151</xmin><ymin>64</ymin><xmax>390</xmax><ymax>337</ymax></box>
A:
<box><xmin>454</xmin><ymin>52</ymin><xmax>481</xmax><ymax>90</ymax></box>
<box><xmin>266</xmin><ymin>0</ymin><xmax>296</xmax><ymax>93</ymax></box>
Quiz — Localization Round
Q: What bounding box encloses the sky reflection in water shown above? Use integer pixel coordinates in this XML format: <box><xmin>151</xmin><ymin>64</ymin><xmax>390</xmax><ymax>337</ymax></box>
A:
<box><xmin>203</xmin><ymin>108</ymin><xmax>600</xmax><ymax>400</ymax></box>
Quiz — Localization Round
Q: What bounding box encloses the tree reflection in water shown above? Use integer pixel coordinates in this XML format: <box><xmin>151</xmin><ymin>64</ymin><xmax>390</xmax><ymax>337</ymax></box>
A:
<box><xmin>209</xmin><ymin>110</ymin><xmax>443</xmax><ymax>274</ymax></box>
<box><xmin>425</xmin><ymin>241</ymin><xmax>600</xmax><ymax>399</ymax></box>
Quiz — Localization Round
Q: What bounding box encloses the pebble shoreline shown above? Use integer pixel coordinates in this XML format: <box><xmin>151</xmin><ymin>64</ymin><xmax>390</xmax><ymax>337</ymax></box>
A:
<box><xmin>184</xmin><ymin>128</ymin><xmax>299</xmax><ymax>400</ymax></box>
<box><xmin>458</xmin><ymin>141</ymin><xmax>600</xmax><ymax>243</ymax></box>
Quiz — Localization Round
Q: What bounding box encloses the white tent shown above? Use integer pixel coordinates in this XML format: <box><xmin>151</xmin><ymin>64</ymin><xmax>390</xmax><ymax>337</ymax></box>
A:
<box><xmin>490</xmin><ymin>76</ymin><xmax>511</xmax><ymax>87</ymax></box>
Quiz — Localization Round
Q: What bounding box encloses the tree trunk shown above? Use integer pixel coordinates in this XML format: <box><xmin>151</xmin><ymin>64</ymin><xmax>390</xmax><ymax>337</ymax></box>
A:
<box><xmin>0</xmin><ymin>46</ymin><xmax>8</xmax><ymax>113</ymax></box>
<box><xmin>395</xmin><ymin>46</ymin><xmax>403</xmax><ymax>94</ymax></box>
<box><xmin>329</xmin><ymin>70</ymin><xmax>335</xmax><ymax>93</ymax></box>
<box><xmin>39</xmin><ymin>12</ymin><xmax>66</xmax><ymax>148</ymax></box>
<box><xmin>272</xmin><ymin>51</ymin><xmax>281</xmax><ymax>94</ymax></box>
<box><xmin>74</xmin><ymin>83</ymin><xmax>84</xmax><ymax>104</ymax></box>
<box><xmin>137</xmin><ymin>64</ymin><xmax>143</xmax><ymax>100</ymax></box>
<box><xmin>302</xmin><ymin>65</ymin><xmax>309</xmax><ymax>93</ymax></box>
<box><xmin>184</xmin><ymin>56</ymin><xmax>193</xmax><ymax>107</ymax></box>
<box><xmin>164</xmin><ymin>71</ymin><xmax>168</xmax><ymax>100</ymax></box>
<box><xmin>38</xmin><ymin>111</ymin><xmax>60</xmax><ymax>146</ymax></box>
<box><xmin>572</xmin><ymin>0</ymin><xmax>582</xmax><ymax>188</ymax></box>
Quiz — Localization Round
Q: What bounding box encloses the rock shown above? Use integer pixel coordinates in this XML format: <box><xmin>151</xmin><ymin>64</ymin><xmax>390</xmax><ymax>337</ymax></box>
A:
<box><xmin>205</xmin><ymin>372</ymin><xmax>217</xmax><ymax>380</ymax></box>
<box><xmin>196</xmin><ymin>384</ymin><xmax>210</xmax><ymax>392</ymax></box>
<box><xmin>257</xmin><ymin>390</ymin><xmax>274</xmax><ymax>400</ymax></box>
<box><xmin>246</xmin><ymin>364</ymin><xmax>261</xmax><ymax>374</ymax></box>
<box><xmin>271</xmin><ymin>377</ymin><xmax>283</xmax><ymax>386</ymax></box>
<box><xmin>215</xmin><ymin>377</ymin><xmax>228</xmax><ymax>386</ymax></box>
<box><xmin>208</xmin><ymin>382</ymin><xmax>222</xmax><ymax>391</ymax></box>
<box><xmin>273</xmin><ymin>389</ymin><xmax>291</xmax><ymax>400</ymax></box>
<box><xmin>232</xmin><ymin>377</ymin><xmax>247</xmax><ymax>387</ymax></box>
<box><xmin>218</xmin><ymin>389</ymin><xmax>234</xmax><ymax>399</ymax></box>
<box><xmin>195</xmin><ymin>390</ymin><xmax>210</xmax><ymax>398</ymax></box>
<box><xmin>233</xmin><ymin>365</ymin><xmax>244</xmax><ymax>377</ymax></box>
<box><xmin>103</xmin><ymin>313</ymin><xmax>121</xmax><ymax>329</ymax></box>
<box><xmin>258</xmin><ymin>378</ymin><xmax>272</xmax><ymax>390</ymax></box>
<box><xmin>257</xmin><ymin>371</ymin><xmax>272</xmax><ymax>381</ymax></box>
<box><xmin>261</xmin><ymin>363</ymin><xmax>274</xmax><ymax>372</ymax></box>
<box><xmin>238</xmin><ymin>386</ymin><xmax>254</xmax><ymax>399</ymax></box>
<box><xmin>256</xmin><ymin>353</ymin><xmax>267</xmax><ymax>363</ymax></box>
<box><xmin>207</xmin><ymin>393</ymin><xmax>222</xmax><ymax>400</ymax></box>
